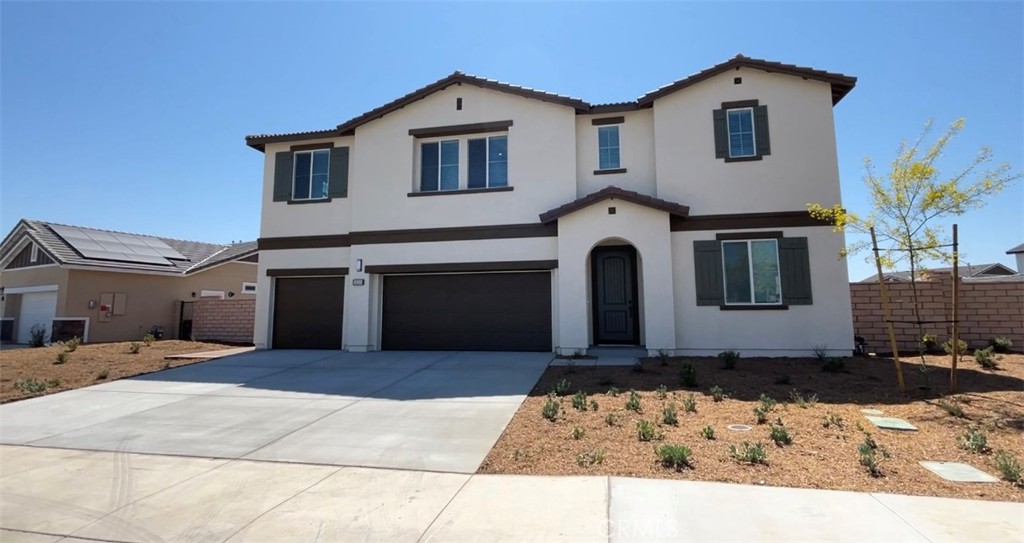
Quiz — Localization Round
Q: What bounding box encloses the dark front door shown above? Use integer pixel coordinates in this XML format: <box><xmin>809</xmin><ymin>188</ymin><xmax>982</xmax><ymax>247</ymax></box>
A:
<box><xmin>592</xmin><ymin>246</ymin><xmax>639</xmax><ymax>345</ymax></box>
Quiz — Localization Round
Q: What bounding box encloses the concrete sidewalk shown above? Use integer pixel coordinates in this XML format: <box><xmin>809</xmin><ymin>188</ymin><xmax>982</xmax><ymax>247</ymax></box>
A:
<box><xmin>1</xmin><ymin>446</ymin><xmax>1020</xmax><ymax>543</ymax></box>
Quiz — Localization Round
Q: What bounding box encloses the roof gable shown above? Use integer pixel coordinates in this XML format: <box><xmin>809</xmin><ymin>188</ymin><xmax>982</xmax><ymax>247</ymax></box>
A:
<box><xmin>539</xmin><ymin>186</ymin><xmax>690</xmax><ymax>223</ymax></box>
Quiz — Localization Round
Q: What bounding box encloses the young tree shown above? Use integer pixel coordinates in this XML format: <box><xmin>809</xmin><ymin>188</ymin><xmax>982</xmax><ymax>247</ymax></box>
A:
<box><xmin>808</xmin><ymin>118</ymin><xmax>1020</xmax><ymax>371</ymax></box>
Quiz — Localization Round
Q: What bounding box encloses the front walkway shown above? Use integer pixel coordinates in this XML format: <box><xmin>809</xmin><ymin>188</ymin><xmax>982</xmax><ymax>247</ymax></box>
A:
<box><xmin>1</xmin><ymin>446</ymin><xmax>1020</xmax><ymax>543</ymax></box>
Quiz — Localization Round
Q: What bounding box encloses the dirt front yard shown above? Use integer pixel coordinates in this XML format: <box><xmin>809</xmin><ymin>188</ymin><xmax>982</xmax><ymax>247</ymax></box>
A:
<box><xmin>1</xmin><ymin>340</ymin><xmax>238</xmax><ymax>403</ymax></box>
<box><xmin>480</xmin><ymin>353</ymin><xmax>1024</xmax><ymax>502</ymax></box>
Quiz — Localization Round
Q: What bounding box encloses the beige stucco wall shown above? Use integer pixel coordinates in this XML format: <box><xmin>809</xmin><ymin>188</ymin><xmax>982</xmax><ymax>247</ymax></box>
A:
<box><xmin>652</xmin><ymin>67</ymin><xmax>842</xmax><ymax>215</ymax></box>
<box><xmin>0</xmin><ymin>266</ymin><xmax>70</xmax><ymax>340</ymax></box>
<box><xmin>575</xmin><ymin>110</ymin><xmax>657</xmax><ymax>198</ymax></box>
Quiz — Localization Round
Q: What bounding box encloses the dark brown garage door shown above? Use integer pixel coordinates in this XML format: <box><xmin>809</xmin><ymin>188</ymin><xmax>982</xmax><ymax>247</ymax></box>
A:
<box><xmin>382</xmin><ymin>272</ymin><xmax>551</xmax><ymax>351</ymax></box>
<box><xmin>273</xmin><ymin>277</ymin><xmax>344</xmax><ymax>349</ymax></box>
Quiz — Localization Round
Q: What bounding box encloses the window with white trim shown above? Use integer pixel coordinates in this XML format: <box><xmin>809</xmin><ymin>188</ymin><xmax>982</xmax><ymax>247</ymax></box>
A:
<box><xmin>293</xmin><ymin>149</ymin><xmax>330</xmax><ymax>200</ymax></box>
<box><xmin>597</xmin><ymin>126</ymin><xmax>620</xmax><ymax>170</ymax></box>
<box><xmin>241</xmin><ymin>282</ymin><xmax>257</xmax><ymax>294</ymax></box>
<box><xmin>726</xmin><ymin>108</ymin><xmax>755</xmax><ymax>158</ymax></box>
<box><xmin>417</xmin><ymin>134</ymin><xmax>509</xmax><ymax>192</ymax></box>
<box><xmin>722</xmin><ymin>239</ymin><xmax>781</xmax><ymax>305</ymax></box>
<box><xmin>30</xmin><ymin>244</ymin><xmax>38</xmax><ymax>263</ymax></box>
<box><xmin>468</xmin><ymin>135</ymin><xmax>508</xmax><ymax>188</ymax></box>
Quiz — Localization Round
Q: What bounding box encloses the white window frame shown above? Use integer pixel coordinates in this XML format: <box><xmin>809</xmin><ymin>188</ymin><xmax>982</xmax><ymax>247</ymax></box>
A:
<box><xmin>199</xmin><ymin>289</ymin><xmax>226</xmax><ymax>299</ymax></box>
<box><xmin>292</xmin><ymin>149</ymin><xmax>331</xmax><ymax>201</ymax></box>
<box><xmin>415</xmin><ymin>131</ymin><xmax>510</xmax><ymax>192</ymax></box>
<box><xmin>726</xmin><ymin>107</ymin><xmax>756</xmax><ymax>158</ymax></box>
<box><xmin>241</xmin><ymin>282</ymin><xmax>257</xmax><ymax>294</ymax></box>
<box><xmin>467</xmin><ymin>134</ymin><xmax>508</xmax><ymax>189</ymax></box>
<box><xmin>596</xmin><ymin>125</ymin><xmax>621</xmax><ymax>170</ymax></box>
<box><xmin>721</xmin><ymin>239</ymin><xmax>782</xmax><ymax>306</ymax></box>
<box><xmin>30</xmin><ymin>244</ymin><xmax>39</xmax><ymax>263</ymax></box>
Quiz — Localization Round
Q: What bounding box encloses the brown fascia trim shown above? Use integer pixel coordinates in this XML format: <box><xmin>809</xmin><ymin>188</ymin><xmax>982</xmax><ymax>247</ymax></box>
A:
<box><xmin>719</xmin><ymin>304</ymin><xmax>789</xmax><ymax>311</ymax></box>
<box><xmin>409</xmin><ymin>120</ymin><xmax>513</xmax><ymax>138</ymax></box>
<box><xmin>258</xmin><ymin>234</ymin><xmax>352</xmax><ymax>251</ymax></box>
<box><xmin>671</xmin><ymin>211</ymin><xmax>831</xmax><ymax>232</ymax></box>
<box><xmin>365</xmin><ymin>260</ymin><xmax>557</xmax><ymax>274</ymax></box>
<box><xmin>715</xmin><ymin>231</ymin><xmax>783</xmax><ymax>240</ymax></box>
<box><xmin>587</xmin><ymin>103</ymin><xmax>642</xmax><ymax>114</ymax></box>
<box><xmin>540</xmin><ymin>186</ymin><xmax>690</xmax><ymax>223</ymax></box>
<box><xmin>291</xmin><ymin>142</ymin><xmax>335</xmax><ymax>151</ymax></box>
<box><xmin>266</xmin><ymin>267</ymin><xmax>349</xmax><ymax>277</ymax></box>
<box><xmin>245</xmin><ymin>129</ymin><xmax>341</xmax><ymax>152</ymax></box>
<box><xmin>408</xmin><ymin>186</ymin><xmax>513</xmax><ymax>197</ymax></box>
<box><xmin>591</xmin><ymin>116</ymin><xmax>624</xmax><ymax>126</ymax></box>
<box><xmin>593</xmin><ymin>168</ymin><xmax>627</xmax><ymax>176</ymax></box>
<box><xmin>721</xmin><ymin>99</ymin><xmax>759</xmax><ymax>109</ymax></box>
<box><xmin>723</xmin><ymin>155</ymin><xmax>763</xmax><ymax>163</ymax></box>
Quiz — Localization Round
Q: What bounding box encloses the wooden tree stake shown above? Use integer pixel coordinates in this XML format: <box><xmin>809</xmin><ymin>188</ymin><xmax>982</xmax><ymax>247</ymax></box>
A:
<box><xmin>871</xmin><ymin>227</ymin><xmax>906</xmax><ymax>393</ymax></box>
<box><xmin>950</xmin><ymin>224</ymin><xmax>959</xmax><ymax>392</ymax></box>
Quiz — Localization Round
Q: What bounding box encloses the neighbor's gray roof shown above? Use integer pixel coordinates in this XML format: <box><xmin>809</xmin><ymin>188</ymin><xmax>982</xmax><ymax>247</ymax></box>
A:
<box><xmin>1006</xmin><ymin>243</ymin><xmax>1024</xmax><ymax>255</ymax></box>
<box><xmin>858</xmin><ymin>263</ymin><xmax>1018</xmax><ymax>283</ymax></box>
<box><xmin>1</xmin><ymin>219</ymin><xmax>257</xmax><ymax>275</ymax></box>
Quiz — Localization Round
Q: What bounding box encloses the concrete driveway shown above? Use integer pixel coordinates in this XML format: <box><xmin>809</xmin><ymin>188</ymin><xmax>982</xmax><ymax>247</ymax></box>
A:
<box><xmin>0</xmin><ymin>350</ymin><xmax>553</xmax><ymax>473</ymax></box>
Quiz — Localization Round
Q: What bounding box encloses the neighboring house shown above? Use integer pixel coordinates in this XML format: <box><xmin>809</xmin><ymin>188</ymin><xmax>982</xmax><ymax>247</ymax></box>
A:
<box><xmin>246</xmin><ymin>55</ymin><xmax>858</xmax><ymax>356</ymax></box>
<box><xmin>0</xmin><ymin>219</ymin><xmax>258</xmax><ymax>344</ymax></box>
<box><xmin>859</xmin><ymin>263</ymin><xmax>1018</xmax><ymax>283</ymax></box>
<box><xmin>1007</xmin><ymin>243</ymin><xmax>1024</xmax><ymax>274</ymax></box>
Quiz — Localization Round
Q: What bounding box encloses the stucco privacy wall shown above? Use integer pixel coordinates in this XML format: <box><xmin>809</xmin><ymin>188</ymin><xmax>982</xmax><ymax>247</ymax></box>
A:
<box><xmin>575</xmin><ymin>110</ymin><xmax>656</xmax><ymax>198</ymax></box>
<box><xmin>192</xmin><ymin>298</ymin><xmax>255</xmax><ymax>344</ymax></box>
<box><xmin>652</xmin><ymin>68</ymin><xmax>841</xmax><ymax>215</ymax></box>
<box><xmin>851</xmin><ymin>275</ymin><xmax>1024</xmax><ymax>353</ymax></box>
<box><xmin>672</xmin><ymin>226</ymin><xmax>855</xmax><ymax>356</ymax></box>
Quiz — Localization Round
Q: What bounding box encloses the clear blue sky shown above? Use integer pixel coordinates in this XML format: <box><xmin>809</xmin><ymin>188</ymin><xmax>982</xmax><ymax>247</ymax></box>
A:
<box><xmin>2</xmin><ymin>2</ymin><xmax>1021</xmax><ymax>282</ymax></box>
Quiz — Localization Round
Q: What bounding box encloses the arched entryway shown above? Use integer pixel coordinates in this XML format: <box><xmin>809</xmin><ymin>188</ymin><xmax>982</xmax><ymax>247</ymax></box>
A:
<box><xmin>589</xmin><ymin>240</ymin><xmax>642</xmax><ymax>346</ymax></box>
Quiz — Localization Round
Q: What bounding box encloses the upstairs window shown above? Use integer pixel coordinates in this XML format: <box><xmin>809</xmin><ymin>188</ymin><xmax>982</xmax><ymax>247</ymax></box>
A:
<box><xmin>597</xmin><ymin>126</ymin><xmax>621</xmax><ymax>170</ymax></box>
<box><xmin>726</xmin><ymin>108</ymin><xmax>755</xmax><ymax>158</ymax></box>
<box><xmin>293</xmin><ymin>149</ymin><xmax>330</xmax><ymax>200</ymax></box>
<box><xmin>712</xmin><ymin>100</ymin><xmax>771</xmax><ymax>162</ymax></box>
<box><xmin>420</xmin><ymin>140</ymin><xmax>460</xmax><ymax>191</ymax></box>
<box><xmin>468</xmin><ymin>135</ymin><xmax>508</xmax><ymax>188</ymax></box>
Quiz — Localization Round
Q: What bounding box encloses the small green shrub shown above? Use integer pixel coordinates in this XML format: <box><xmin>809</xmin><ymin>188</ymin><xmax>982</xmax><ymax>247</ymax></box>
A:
<box><xmin>709</xmin><ymin>385</ymin><xmax>726</xmax><ymax>402</ymax></box>
<box><xmin>62</xmin><ymin>336</ymin><xmax>81</xmax><ymax>352</ymax></box>
<box><xmin>789</xmin><ymin>389</ymin><xmax>818</xmax><ymax>409</ymax></box>
<box><xmin>993</xmin><ymin>450</ymin><xmax>1022</xmax><ymax>485</ymax></box>
<box><xmin>143</xmin><ymin>333</ymin><xmax>156</xmax><ymax>346</ymax></box>
<box><xmin>14</xmin><ymin>379</ymin><xmax>47</xmax><ymax>395</ymax></box>
<box><xmin>96</xmin><ymin>369</ymin><xmax>110</xmax><ymax>380</ymax></box>
<box><xmin>989</xmin><ymin>336</ymin><xmax>1013</xmax><ymax>354</ymax></box>
<box><xmin>769</xmin><ymin>419</ymin><xmax>793</xmax><ymax>446</ymax></box>
<box><xmin>625</xmin><ymin>390</ymin><xmax>642</xmax><ymax>412</ymax></box>
<box><xmin>576</xmin><ymin>448</ymin><xmax>606</xmax><ymax>467</ymax></box>
<box><xmin>959</xmin><ymin>426</ymin><xmax>989</xmax><ymax>453</ymax></box>
<box><xmin>679</xmin><ymin>364</ymin><xmax>698</xmax><ymax>388</ymax></box>
<box><xmin>54</xmin><ymin>351</ymin><xmax>70</xmax><ymax>365</ymax></box>
<box><xmin>29</xmin><ymin>324</ymin><xmax>47</xmax><ymax>347</ymax></box>
<box><xmin>570</xmin><ymin>426</ymin><xmax>586</xmax><ymax>440</ymax></box>
<box><xmin>858</xmin><ymin>432</ymin><xmax>890</xmax><ymax>477</ymax></box>
<box><xmin>822</xmin><ymin>412</ymin><xmax>845</xmax><ymax>430</ymax></box>
<box><xmin>656</xmin><ymin>384</ymin><xmax>668</xmax><ymax>400</ymax></box>
<box><xmin>717</xmin><ymin>350</ymin><xmax>740</xmax><ymax>369</ymax></box>
<box><xmin>542</xmin><ymin>395</ymin><xmax>561</xmax><ymax>421</ymax></box>
<box><xmin>730</xmin><ymin>441</ymin><xmax>768</xmax><ymax>465</ymax></box>
<box><xmin>754</xmin><ymin>394</ymin><xmax>777</xmax><ymax>424</ymax></box>
<box><xmin>822</xmin><ymin>357</ymin><xmax>845</xmax><ymax>373</ymax></box>
<box><xmin>662</xmin><ymin>403</ymin><xmax>679</xmax><ymax>426</ymax></box>
<box><xmin>974</xmin><ymin>347</ymin><xmax>1000</xmax><ymax>369</ymax></box>
<box><xmin>636</xmin><ymin>419</ymin><xmax>662</xmax><ymax>442</ymax></box>
<box><xmin>589</xmin><ymin>399</ymin><xmax>599</xmax><ymax>412</ymax></box>
<box><xmin>128</xmin><ymin>342</ymin><xmax>141</xmax><ymax>354</ymax></box>
<box><xmin>606</xmin><ymin>386</ymin><xmax>620</xmax><ymax>397</ymax></box>
<box><xmin>943</xmin><ymin>338</ymin><xmax>968</xmax><ymax>356</ymax></box>
<box><xmin>921</xmin><ymin>334</ymin><xmax>939</xmax><ymax>352</ymax></box>
<box><xmin>45</xmin><ymin>378</ymin><xmax>60</xmax><ymax>388</ymax></box>
<box><xmin>572</xmin><ymin>390</ymin><xmax>588</xmax><ymax>411</ymax></box>
<box><xmin>605</xmin><ymin>412</ymin><xmax>621</xmax><ymax>427</ymax></box>
<box><xmin>700</xmin><ymin>425</ymin><xmax>715</xmax><ymax>440</ymax></box>
<box><xmin>552</xmin><ymin>378</ymin><xmax>571</xmax><ymax>396</ymax></box>
<box><xmin>656</xmin><ymin>444</ymin><xmax>693</xmax><ymax>470</ymax></box>
<box><xmin>681</xmin><ymin>393</ymin><xmax>697</xmax><ymax>414</ymax></box>
<box><xmin>564</xmin><ymin>359</ymin><xmax>577</xmax><ymax>374</ymax></box>
<box><xmin>657</xmin><ymin>349</ymin><xmax>671</xmax><ymax>366</ymax></box>
<box><xmin>937</xmin><ymin>398</ymin><xmax>965</xmax><ymax>418</ymax></box>
<box><xmin>812</xmin><ymin>345</ymin><xmax>830</xmax><ymax>361</ymax></box>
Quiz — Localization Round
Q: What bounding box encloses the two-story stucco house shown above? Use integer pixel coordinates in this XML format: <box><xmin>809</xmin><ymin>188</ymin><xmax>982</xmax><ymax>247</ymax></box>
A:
<box><xmin>246</xmin><ymin>55</ymin><xmax>857</xmax><ymax>356</ymax></box>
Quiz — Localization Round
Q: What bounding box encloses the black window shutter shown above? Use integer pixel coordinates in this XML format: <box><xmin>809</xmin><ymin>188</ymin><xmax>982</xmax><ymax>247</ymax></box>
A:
<box><xmin>712</xmin><ymin>109</ymin><xmax>728</xmax><ymax>159</ymax></box>
<box><xmin>328</xmin><ymin>147</ymin><xmax>349</xmax><ymax>198</ymax></box>
<box><xmin>273</xmin><ymin>152</ymin><xmax>293</xmax><ymax>202</ymax></box>
<box><xmin>693</xmin><ymin>240</ymin><xmax>724</xmax><ymax>306</ymax></box>
<box><xmin>754</xmin><ymin>105</ymin><xmax>771</xmax><ymax>157</ymax></box>
<box><xmin>779</xmin><ymin>237</ymin><xmax>812</xmax><ymax>305</ymax></box>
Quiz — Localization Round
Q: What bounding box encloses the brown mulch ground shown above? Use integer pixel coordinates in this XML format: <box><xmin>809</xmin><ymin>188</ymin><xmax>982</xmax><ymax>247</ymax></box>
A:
<box><xmin>0</xmin><ymin>340</ymin><xmax>238</xmax><ymax>403</ymax></box>
<box><xmin>480</xmin><ymin>353</ymin><xmax>1024</xmax><ymax>502</ymax></box>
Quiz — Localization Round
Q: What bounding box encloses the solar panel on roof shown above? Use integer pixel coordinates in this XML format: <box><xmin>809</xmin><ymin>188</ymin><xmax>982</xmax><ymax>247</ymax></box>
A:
<box><xmin>49</xmin><ymin>224</ymin><xmax>180</xmax><ymax>267</ymax></box>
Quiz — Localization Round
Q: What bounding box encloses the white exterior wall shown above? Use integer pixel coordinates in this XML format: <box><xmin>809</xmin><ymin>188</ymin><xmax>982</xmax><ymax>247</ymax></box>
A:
<box><xmin>652</xmin><ymin>67</ymin><xmax>842</xmax><ymax>215</ymax></box>
<box><xmin>260</xmin><ymin>137</ymin><xmax>355</xmax><ymax>238</ymax></box>
<box><xmin>671</xmin><ymin>226</ymin><xmax>854</xmax><ymax>356</ymax></box>
<box><xmin>575</xmin><ymin>110</ymin><xmax>656</xmax><ymax>197</ymax></box>
<box><xmin>556</xmin><ymin>200</ymin><xmax>675</xmax><ymax>355</ymax></box>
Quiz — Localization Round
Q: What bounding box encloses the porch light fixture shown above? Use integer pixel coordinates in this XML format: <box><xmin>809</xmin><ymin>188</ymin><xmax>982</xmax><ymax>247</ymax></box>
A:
<box><xmin>356</xmin><ymin>258</ymin><xmax>363</xmax><ymax>272</ymax></box>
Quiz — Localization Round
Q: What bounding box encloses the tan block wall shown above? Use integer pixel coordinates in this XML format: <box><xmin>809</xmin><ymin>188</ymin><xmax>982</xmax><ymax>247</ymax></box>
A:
<box><xmin>850</xmin><ymin>275</ymin><xmax>1024</xmax><ymax>352</ymax></box>
<box><xmin>192</xmin><ymin>299</ymin><xmax>255</xmax><ymax>344</ymax></box>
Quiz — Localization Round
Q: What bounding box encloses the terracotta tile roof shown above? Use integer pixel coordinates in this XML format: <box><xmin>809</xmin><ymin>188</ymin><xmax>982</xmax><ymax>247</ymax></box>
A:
<box><xmin>539</xmin><ymin>186</ymin><xmax>690</xmax><ymax>223</ymax></box>
<box><xmin>1</xmin><ymin>219</ymin><xmax>256</xmax><ymax>276</ymax></box>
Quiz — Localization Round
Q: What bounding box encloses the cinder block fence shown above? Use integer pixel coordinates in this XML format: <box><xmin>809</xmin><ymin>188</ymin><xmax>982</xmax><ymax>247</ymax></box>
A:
<box><xmin>850</xmin><ymin>275</ymin><xmax>1023</xmax><ymax>353</ymax></box>
<box><xmin>191</xmin><ymin>298</ymin><xmax>255</xmax><ymax>344</ymax></box>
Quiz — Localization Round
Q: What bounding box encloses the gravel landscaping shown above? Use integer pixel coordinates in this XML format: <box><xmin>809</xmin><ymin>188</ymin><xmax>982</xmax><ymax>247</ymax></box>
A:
<box><xmin>480</xmin><ymin>351</ymin><xmax>1024</xmax><ymax>502</ymax></box>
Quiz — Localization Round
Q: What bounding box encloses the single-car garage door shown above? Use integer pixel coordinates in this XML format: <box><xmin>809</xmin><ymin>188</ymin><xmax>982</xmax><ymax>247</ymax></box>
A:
<box><xmin>382</xmin><ymin>272</ymin><xmax>551</xmax><ymax>351</ymax></box>
<box><xmin>17</xmin><ymin>290</ymin><xmax>58</xmax><ymax>344</ymax></box>
<box><xmin>273</xmin><ymin>277</ymin><xmax>344</xmax><ymax>349</ymax></box>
